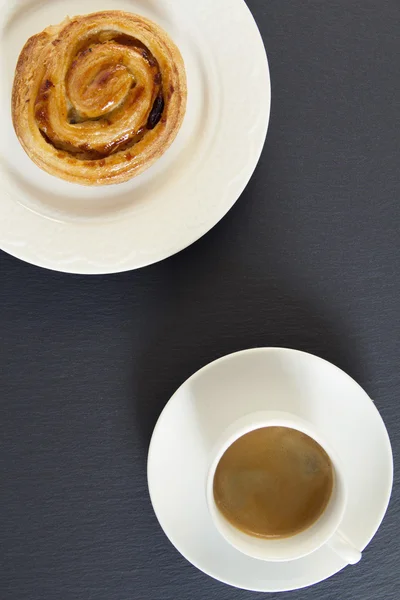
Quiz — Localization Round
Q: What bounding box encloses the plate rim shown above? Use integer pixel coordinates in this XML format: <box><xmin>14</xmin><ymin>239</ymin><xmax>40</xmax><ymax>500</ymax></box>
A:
<box><xmin>0</xmin><ymin>0</ymin><xmax>271</xmax><ymax>274</ymax></box>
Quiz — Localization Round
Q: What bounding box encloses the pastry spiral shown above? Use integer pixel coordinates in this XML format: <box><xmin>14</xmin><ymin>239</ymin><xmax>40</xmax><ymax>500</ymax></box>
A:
<box><xmin>12</xmin><ymin>11</ymin><xmax>187</xmax><ymax>186</ymax></box>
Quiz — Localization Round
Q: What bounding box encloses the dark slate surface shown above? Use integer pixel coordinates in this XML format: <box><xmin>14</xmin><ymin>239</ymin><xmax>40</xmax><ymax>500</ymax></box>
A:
<box><xmin>0</xmin><ymin>1</ymin><xmax>399</xmax><ymax>598</ymax></box>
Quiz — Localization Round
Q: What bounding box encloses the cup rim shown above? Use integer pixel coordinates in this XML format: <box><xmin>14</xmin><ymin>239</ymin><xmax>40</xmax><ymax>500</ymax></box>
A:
<box><xmin>206</xmin><ymin>411</ymin><xmax>348</xmax><ymax>562</ymax></box>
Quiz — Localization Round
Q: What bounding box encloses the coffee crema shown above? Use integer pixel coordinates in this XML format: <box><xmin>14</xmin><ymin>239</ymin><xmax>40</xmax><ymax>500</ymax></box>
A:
<box><xmin>213</xmin><ymin>426</ymin><xmax>334</xmax><ymax>539</ymax></box>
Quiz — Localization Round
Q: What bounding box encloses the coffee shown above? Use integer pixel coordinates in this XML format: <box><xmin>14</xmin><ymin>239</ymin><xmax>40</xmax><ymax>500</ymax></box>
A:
<box><xmin>213</xmin><ymin>426</ymin><xmax>333</xmax><ymax>539</ymax></box>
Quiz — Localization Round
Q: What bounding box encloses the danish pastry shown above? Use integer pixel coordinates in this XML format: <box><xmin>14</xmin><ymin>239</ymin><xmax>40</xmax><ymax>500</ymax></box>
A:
<box><xmin>12</xmin><ymin>11</ymin><xmax>187</xmax><ymax>185</ymax></box>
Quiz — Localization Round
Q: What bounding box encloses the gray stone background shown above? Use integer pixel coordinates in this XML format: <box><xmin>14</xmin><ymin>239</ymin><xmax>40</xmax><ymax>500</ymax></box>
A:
<box><xmin>0</xmin><ymin>1</ymin><xmax>399</xmax><ymax>598</ymax></box>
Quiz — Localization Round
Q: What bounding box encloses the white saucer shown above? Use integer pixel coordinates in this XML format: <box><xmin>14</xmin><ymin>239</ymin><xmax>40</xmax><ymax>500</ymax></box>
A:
<box><xmin>0</xmin><ymin>0</ymin><xmax>270</xmax><ymax>273</ymax></box>
<box><xmin>147</xmin><ymin>348</ymin><xmax>393</xmax><ymax>592</ymax></box>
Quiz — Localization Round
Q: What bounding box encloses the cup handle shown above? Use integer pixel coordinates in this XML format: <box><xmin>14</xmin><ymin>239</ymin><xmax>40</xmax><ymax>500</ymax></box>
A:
<box><xmin>327</xmin><ymin>530</ymin><xmax>362</xmax><ymax>565</ymax></box>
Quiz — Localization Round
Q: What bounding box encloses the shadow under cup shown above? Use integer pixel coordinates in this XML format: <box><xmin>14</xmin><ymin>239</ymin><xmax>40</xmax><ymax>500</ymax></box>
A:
<box><xmin>206</xmin><ymin>412</ymin><xmax>362</xmax><ymax>564</ymax></box>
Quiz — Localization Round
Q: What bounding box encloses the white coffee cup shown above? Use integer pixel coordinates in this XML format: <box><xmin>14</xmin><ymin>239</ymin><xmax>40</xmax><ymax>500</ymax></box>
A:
<box><xmin>206</xmin><ymin>411</ymin><xmax>362</xmax><ymax>564</ymax></box>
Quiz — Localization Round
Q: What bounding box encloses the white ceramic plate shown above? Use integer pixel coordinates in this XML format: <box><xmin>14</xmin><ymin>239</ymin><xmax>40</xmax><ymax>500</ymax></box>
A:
<box><xmin>0</xmin><ymin>0</ymin><xmax>270</xmax><ymax>273</ymax></box>
<box><xmin>147</xmin><ymin>348</ymin><xmax>393</xmax><ymax>592</ymax></box>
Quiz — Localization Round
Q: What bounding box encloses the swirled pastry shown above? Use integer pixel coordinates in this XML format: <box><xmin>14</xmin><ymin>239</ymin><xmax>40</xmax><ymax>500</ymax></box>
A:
<box><xmin>12</xmin><ymin>11</ymin><xmax>187</xmax><ymax>186</ymax></box>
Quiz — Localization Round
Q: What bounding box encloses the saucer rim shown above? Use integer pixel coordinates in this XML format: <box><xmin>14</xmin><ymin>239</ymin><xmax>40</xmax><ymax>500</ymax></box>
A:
<box><xmin>147</xmin><ymin>347</ymin><xmax>393</xmax><ymax>592</ymax></box>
